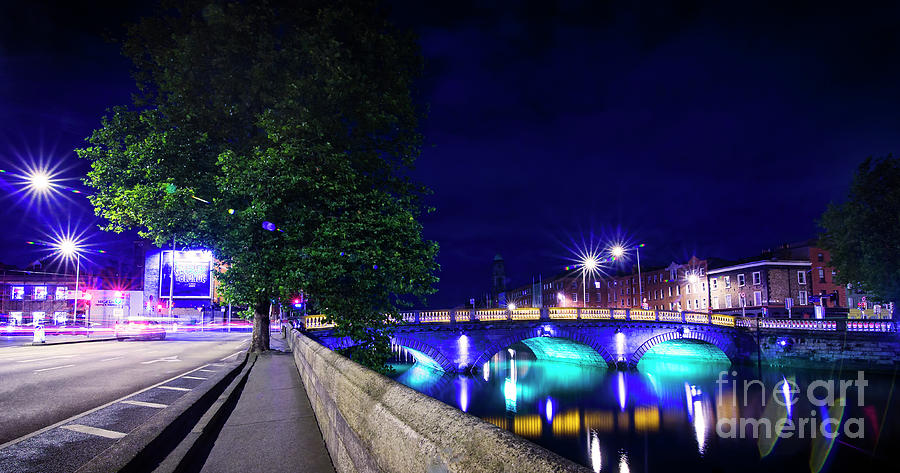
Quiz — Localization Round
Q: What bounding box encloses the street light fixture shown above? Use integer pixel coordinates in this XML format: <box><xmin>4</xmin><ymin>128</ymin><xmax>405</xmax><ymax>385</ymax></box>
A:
<box><xmin>608</xmin><ymin>243</ymin><xmax>646</xmax><ymax>308</ymax></box>
<box><xmin>27</xmin><ymin>170</ymin><xmax>53</xmax><ymax>193</ymax></box>
<box><xmin>580</xmin><ymin>254</ymin><xmax>600</xmax><ymax>308</ymax></box>
<box><xmin>52</xmin><ymin>236</ymin><xmax>84</xmax><ymax>326</ymax></box>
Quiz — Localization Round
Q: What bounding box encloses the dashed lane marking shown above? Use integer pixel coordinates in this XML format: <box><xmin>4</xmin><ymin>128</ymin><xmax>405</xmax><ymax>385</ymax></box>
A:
<box><xmin>99</xmin><ymin>356</ymin><xmax>124</xmax><ymax>362</ymax></box>
<box><xmin>62</xmin><ymin>424</ymin><xmax>127</xmax><ymax>439</ymax></box>
<box><xmin>33</xmin><ymin>364</ymin><xmax>75</xmax><ymax>373</ymax></box>
<box><xmin>182</xmin><ymin>376</ymin><xmax>206</xmax><ymax>380</ymax></box>
<box><xmin>121</xmin><ymin>400</ymin><xmax>167</xmax><ymax>409</ymax></box>
<box><xmin>16</xmin><ymin>355</ymin><xmax>76</xmax><ymax>363</ymax></box>
<box><xmin>157</xmin><ymin>386</ymin><xmax>191</xmax><ymax>392</ymax></box>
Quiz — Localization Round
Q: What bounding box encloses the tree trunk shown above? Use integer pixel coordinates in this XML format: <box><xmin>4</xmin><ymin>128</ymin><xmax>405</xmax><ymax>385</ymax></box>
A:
<box><xmin>250</xmin><ymin>300</ymin><xmax>270</xmax><ymax>352</ymax></box>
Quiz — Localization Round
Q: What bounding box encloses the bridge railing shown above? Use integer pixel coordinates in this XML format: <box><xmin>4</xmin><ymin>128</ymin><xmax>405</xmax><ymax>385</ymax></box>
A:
<box><xmin>580</xmin><ymin>308</ymin><xmax>611</xmax><ymax>320</ymax></box>
<box><xmin>511</xmin><ymin>308</ymin><xmax>540</xmax><ymax>320</ymax></box>
<box><xmin>300</xmin><ymin>310</ymin><xmax>896</xmax><ymax>333</ymax></box>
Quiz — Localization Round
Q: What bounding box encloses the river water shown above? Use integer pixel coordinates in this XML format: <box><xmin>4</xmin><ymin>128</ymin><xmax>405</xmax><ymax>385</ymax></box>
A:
<box><xmin>390</xmin><ymin>340</ymin><xmax>896</xmax><ymax>472</ymax></box>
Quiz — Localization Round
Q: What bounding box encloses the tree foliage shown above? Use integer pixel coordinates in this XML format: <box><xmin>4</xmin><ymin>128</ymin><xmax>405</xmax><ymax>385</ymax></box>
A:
<box><xmin>77</xmin><ymin>0</ymin><xmax>439</xmax><ymax>366</ymax></box>
<box><xmin>819</xmin><ymin>155</ymin><xmax>900</xmax><ymax>316</ymax></box>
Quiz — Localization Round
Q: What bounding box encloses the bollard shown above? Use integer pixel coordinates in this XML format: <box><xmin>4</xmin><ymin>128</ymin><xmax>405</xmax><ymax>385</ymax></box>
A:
<box><xmin>33</xmin><ymin>324</ymin><xmax>46</xmax><ymax>344</ymax></box>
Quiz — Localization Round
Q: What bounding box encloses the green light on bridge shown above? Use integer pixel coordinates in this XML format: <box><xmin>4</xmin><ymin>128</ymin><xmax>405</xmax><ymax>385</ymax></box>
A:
<box><xmin>520</xmin><ymin>337</ymin><xmax>608</xmax><ymax>367</ymax></box>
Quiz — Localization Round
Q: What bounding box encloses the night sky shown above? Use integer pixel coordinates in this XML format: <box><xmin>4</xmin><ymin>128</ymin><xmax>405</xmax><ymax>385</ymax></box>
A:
<box><xmin>2</xmin><ymin>1</ymin><xmax>899</xmax><ymax>307</ymax></box>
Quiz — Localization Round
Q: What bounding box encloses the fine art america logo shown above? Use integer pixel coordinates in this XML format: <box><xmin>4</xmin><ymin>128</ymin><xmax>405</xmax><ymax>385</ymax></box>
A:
<box><xmin>714</xmin><ymin>371</ymin><xmax>867</xmax><ymax>439</ymax></box>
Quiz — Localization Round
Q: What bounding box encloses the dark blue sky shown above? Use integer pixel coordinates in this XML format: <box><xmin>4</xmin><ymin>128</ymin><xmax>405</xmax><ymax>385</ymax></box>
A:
<box><xmin>2</xmin><ymin>1</ymin><xmax>899</xmax><ymax>307</ymax></box>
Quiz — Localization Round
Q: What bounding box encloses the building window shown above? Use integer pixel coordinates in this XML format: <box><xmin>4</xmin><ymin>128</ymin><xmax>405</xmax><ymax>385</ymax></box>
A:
<box><xmin>798</xmin><ymin>271</ymin><xmax>806</xmax><ymax>285</ymax></box>
<box><xmin>752</xmin><ymin>271</ymin><xmax>761</xmax><ymax>285</ymax></box>
<box><xmin>712</xmin><ymin>296</ymin><xmax>719</xmax><ymax>310</ymax></box>
<box><xmin>817</xmin><ymin>253</ymin><xmax>824</xmax><ymax>262</ymax></box>
<box><xmin>701</xmin><ymin>298</ymin><xmax>707</xmax><ymax>309</ymax></box>
<box><xmin>818</xmin><ymin>268</ymin><xmax>825</xmax><ymax>283</ymax></box>
<box><xmin>725</xmin><ymin>294</ymin><xmax>732</xmax><ymax>308</ymax></box>
<box><xmin>739</xmin><ymin>293</ymin><xmax>747</xmax><ymax>307</ymax></box>
<box><xmin>687</xmin><ymin>300</ymin><xmax>692</xmax><ymax>310</ymax></box>
<box><xmin>701</xmin><ymin>282</ymin><xmax>706</xmax><ymax>292</ymax></box>
<box><xmin>594</xmin><ymin>281</ymin><xmax>601</xmax><ymax>289</ymax></box>
<box><xmin>572</xmin><ymin>293</ymin><xmax>577</xmax><ymax>302</ymax></box>
<box><xmin>695</xmin><ymin>299</ymin><xmax>699</xmax><ymax>309</ymax></box>
<box><xmin>711</xmin><ymin>277</ymin><xmax>717</xmax><ymax>289</ymax></box>
<box><xmin>668</xmin><ymin>287</ymin><xmax>672</xmax><ymax>297</ymax></box>
<box><xmin>753</xmin><ymin>291</ymin><xmax>762</xmax><ymax>306</ymax></box>
<box><xmin>699</xmin><ymin>267</ymin><xmax>705</xmax><ymax>276</ymax></box>
<box><xmin>34</xmin><ymin>286</ymin><xmax>47</xmax><ymax>300</ymax></box>
<box><xmin>670</xmin><ymin>269</ymin><xmax>676</xmax><ymax>280</ymax></box>
<box><xmin>831</xmin><ymin>269</ymin><xmax>837</xmax><ymax>279</ymax></box>
<box><xmin>738</xmin><ymin>274</ymin><xmax>745</xmax><ymax>287</ymax></box>
<box><xmin>12</xmin><ymin>286</ymin><xmax>25</xmax><ymax>300</ymax></box>
<box><xmin>686</xmin><ymin>284</ymin><xmax>692</xmax><ymax>294</ymax></box>
<box><xmin>56</xmin><ymin>286</ymin><xmax>67</xmax><ymax>300</ymax></box>
<box><xmin>799</xmin><ymin>290</ymin><xmax>808</xmax><ymax>305</ymax></box>
<box><xmin>676</xmin><ymin>285</ymin><xmax>681</xmax><ymax>296</ymax></box>
<box><xmin>585</xmin><ymin>293</ymin><xmax>590</xmax><ymax>302</ymax></box>
<box><xmin>724</xmin><ymin>276</ymin><xmax>731</xmax><ymax>288</ymax></box>
<box><xmin>33</xmin><ymin>312</ymin><xmax>45</xmax><ymax>324</ymax></box>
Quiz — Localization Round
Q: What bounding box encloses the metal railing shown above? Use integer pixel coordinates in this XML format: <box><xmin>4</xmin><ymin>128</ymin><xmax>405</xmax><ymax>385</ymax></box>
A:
<box><xmin>299</xmin><ymin>308</ymin><xmax>895</xmax><ymax>334</ymax></box>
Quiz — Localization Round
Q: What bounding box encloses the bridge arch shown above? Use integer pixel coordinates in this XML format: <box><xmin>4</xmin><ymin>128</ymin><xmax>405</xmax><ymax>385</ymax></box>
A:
<box><xmin>628</xmin><ymin>328</ymin><xmax>736</xmax><ymax>368</ymax></box>
<box><xmin>391</xmin><ymin>336</ymin><xmax>457</xmax><ymax>372</ymax></box>
<box><xmin>468</xmin><ymin>326</ymin><xmax>616</xmax><ymax>371</ymax></box>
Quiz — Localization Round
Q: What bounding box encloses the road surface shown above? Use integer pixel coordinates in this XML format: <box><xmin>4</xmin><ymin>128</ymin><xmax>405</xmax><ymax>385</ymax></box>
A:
<box><xmin>0</xmin><ymin>331</ymin><xmax>250</xmax><ymax>472</ymax></box>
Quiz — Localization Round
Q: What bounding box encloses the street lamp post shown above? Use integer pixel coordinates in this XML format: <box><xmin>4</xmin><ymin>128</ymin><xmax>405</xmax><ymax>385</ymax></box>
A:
<box><xmin>580</xmin><ymin>255</ymin><xmax>599</xmax><ymax>308</ymax></box>
<box><xmin>610</xmin><ymin>243</ymin><xmax>646</xmax><ymax>308</ymax></box>
<box><xmin>54</xmin><ymin>237</ymin><xmax>82</xmax><ymax>325</ymax></box>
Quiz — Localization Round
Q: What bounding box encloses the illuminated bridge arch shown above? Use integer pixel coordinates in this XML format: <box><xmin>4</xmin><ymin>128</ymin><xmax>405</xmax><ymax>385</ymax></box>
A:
<box><xmin>391</xmin><ymin>336</ymin><xmax>456</xmax><ymax>373</ymax></box>
<box><xmin>628</xmin><ymin>329</ymin><xmax>736</xmax><ymax>368</ymax></box>
<box><xmin>468</xmin><ymin>326</ymin><xmax>615</xmax><ymax>371</ymax></box>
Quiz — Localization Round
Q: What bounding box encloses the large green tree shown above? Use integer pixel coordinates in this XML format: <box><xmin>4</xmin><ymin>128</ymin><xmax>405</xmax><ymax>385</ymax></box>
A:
<box><xmin>78</xmin><ymin>0</ymin><xmax>439</xmax><ymax>365</ymax></box>
<box><xmin>819</xmin><ymin>155</ymin><xmax>900</xmax><ymax>319</ymax></box>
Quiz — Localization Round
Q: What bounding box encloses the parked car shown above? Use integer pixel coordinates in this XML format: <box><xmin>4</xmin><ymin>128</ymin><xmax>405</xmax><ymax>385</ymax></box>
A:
<box><xmin>115</xmin><ymin>320</ymin><xmax>166</xmax><ymax>341</ymax></box>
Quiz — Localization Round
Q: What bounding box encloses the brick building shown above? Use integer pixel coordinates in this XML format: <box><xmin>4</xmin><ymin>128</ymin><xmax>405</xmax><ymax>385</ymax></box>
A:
<box><xmin>707</xmin><ymin>259</ymin><xmax>813</xmax><ymax>317</ymax></box>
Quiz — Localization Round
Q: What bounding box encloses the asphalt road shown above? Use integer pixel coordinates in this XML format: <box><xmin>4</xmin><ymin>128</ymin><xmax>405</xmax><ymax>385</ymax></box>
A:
<box><xmin>0</xmin><ymin>332</ymin><xmax>250</xmax><ymax>447</ymax></box>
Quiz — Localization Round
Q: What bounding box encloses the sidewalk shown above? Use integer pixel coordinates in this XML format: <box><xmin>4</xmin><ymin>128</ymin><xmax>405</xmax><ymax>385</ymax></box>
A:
<box><xmin>200</xmin><ymin>337</ymin><xmax>335</xmax><ymax>473</ymax></box>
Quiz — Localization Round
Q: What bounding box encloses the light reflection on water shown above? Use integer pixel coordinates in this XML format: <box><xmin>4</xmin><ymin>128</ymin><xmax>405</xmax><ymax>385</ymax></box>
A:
<box><xmin>391</xmin><ymin>347</ymin><xmax>896</xmax><ymax>472</ymax></box>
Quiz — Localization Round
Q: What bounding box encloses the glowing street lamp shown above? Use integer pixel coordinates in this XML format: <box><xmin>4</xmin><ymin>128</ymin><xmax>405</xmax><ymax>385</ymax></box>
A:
<box><xmin>580</xmin><ymin>254</ymin><xmax>600</xmax><ymax>308</ymax></box>
<box><xmin>609</xmin><ymin>243</ymin><xmax>646</xmax><ymax>308</ymax></box>
<box><xmin>53</xmin><ymin>237</ymin><xmax>84</xmax><ymax>325</ymax></box>
<box><xmin>27</xmin><ymin>170</ymin><xmax>53</xmax><ymax>193</ymax></box>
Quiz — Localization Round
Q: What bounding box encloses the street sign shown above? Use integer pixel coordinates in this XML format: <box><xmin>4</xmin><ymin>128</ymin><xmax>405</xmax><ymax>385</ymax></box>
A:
<box><xmin>809</xmin><ymin>295</ymin><xmax>821</xmax><ymax>302</ymax></box>
<box><xmin>469</xmin><ymin>298</ymin><xmax>475</xmax><ymax>306</ymax></box>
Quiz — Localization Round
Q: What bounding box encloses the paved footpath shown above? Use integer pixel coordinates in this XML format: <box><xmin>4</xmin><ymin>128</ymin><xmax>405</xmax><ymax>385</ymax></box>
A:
<box><xmin>201</xmin><ymin>336</ymin><xmax>335</xmax><ymax>472</ymax></box>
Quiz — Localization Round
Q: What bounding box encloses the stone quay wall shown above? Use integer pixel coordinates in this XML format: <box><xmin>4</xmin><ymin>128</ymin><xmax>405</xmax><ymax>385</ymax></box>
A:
<box><xmin>284</xmin><ymin>327</ymin><xmax>589</xmax><ymax>473</ymax></box>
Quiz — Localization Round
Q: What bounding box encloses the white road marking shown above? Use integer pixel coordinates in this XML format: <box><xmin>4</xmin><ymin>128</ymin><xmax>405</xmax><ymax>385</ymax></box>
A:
<box><xmin>62</xmin><ymin>424</ymin><xmax>126</xmax><ymax>439</ymax></box>
<box><xmin>100</xmin><ymin>356</ymin><xmax>124</xmax><ymax>362</ymax></box>
<box><xmin>157</xmin><ymin>386</ymin><xmax>191</xmax><ymax>392</ymax></box>
<box><xmin>219</xmin><ymin>351</ymin><xmax>243</xmax><ymax>361</ymax></box>
<box><xmin>121</xmin><ymin>400</ymin><xmax>167</xmax><ymax>409</ymax></box>
<box><xmin>141</xmin><ymin>356</ymin><xmax>180</xmax><ymax>365</ymax></box>
<box><xmin>33</xmin><ymin>364</ymin><xmax>75</xmax><ymax>373</ymax></box>
<box><xmin>16</xmin><ymin>355</ymin><xmax>76</xmax><ymax>363</ymax></box>
<box><xmin>182</xmin><ymin>376</ymin><xmax>206</xmax><ymax>380</ymax></box>
<box><xmin>198</xmin><ymin>369</ymin><xmax>216</xmax><ymax>373</ymax></box>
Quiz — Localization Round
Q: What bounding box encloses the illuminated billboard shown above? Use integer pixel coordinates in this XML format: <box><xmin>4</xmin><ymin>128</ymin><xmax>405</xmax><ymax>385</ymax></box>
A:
<box><xmin>159</xmin><ymin>250</ymin><xmax>213</xmax><ymax>299</ymax></box>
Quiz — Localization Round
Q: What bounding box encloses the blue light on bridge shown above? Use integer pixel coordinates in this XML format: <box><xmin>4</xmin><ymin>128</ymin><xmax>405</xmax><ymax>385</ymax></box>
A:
<box><xmin>545</xmin><ymin>397</ymin><xmax>555</xmax><ymax>422</ymax></box>
<box><xmin>617</xmin><ymin>372</ymin><xmax>627</xmax><ymax>411</ymax></box>
<box><xmin>456</xmin><ymin>377</ymin><xmax>471</xmax><ymax>413</ymax></box>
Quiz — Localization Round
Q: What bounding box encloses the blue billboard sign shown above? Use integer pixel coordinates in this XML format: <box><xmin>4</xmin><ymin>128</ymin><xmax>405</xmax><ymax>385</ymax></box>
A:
<box><xmin>159</xmin><ymin>250</ymin><xmax>213</xmax><ymax>299</ymax></box>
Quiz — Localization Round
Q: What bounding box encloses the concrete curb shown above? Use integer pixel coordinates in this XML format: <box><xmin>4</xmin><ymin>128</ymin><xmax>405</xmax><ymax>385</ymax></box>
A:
<box><xmin>74</xmin><ymin>352</ymin><xmax>250</xmax><ymax>473</ymax></box>
<box><xmin>152</xmin><ymin>353</ymin><xmax>258</xmax><ymax>473</ymax></box>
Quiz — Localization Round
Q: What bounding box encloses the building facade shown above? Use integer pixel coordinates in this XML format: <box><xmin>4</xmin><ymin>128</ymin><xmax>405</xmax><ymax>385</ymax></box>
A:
<box><xmin>707</xmin><ymin>259</ymin><xmax>813</xmax><ymax>317</ymax></box>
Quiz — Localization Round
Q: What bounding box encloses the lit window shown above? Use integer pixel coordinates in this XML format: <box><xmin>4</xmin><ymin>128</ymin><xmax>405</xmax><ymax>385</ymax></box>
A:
<box><xmin>12</xmin><ymin>286</ymin><xmax>24</xmax><ymax>300</ymax></box>
<box><xmin>55</xmin><ymin>287</ymin><xmax>67</xmax><ymax>300</ymax></box>
<box><xmin>738</xmin><ymin>274</ymin><xmax>745</xmax><ymax>287</ymax></box>
<box><xmin>686</xmin><ymin>284</ymin><xmax>692</xmax><ymax>294</ymax></box>
<box><xmin>818</xmin><ymin>268</ymin><xmax>825</xmax><ymax>283</ymax></box>
<box><xmin>676</xmin><ymin>285</ymin><xmax>681</xmax><ymax>296</ymax></box>
<box><xmin>752</xmin><ymin>272</ymin><xmax>761</xmax><ymax>285</ymax></box>
<box><xmin>668</xmin><ymin>287</ymin><xmax>672</xmax><ymax>297</ymax></box>
<box><xmin>594</xmin><ymin>281</ymin><xmax>601</xmax><ymax>289</ymax></box>
<box><xmin>699</xmin><ymin>267</ymin><xmax>705</xmax><ymax>276</ymax></box>
<box><xmin>724</xmin><ymin>276</ymin><xmax>731</xmax><ymax>288</ymax></box>
<box><xmin>798</xmin><ymin>271</ymin><xmax>806</xmax><ymax>285</ymax></box>
<box><xmin>34</xmin><ymin>286</ymin><xmax>47</xmax><ymax>300</ymax></box>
